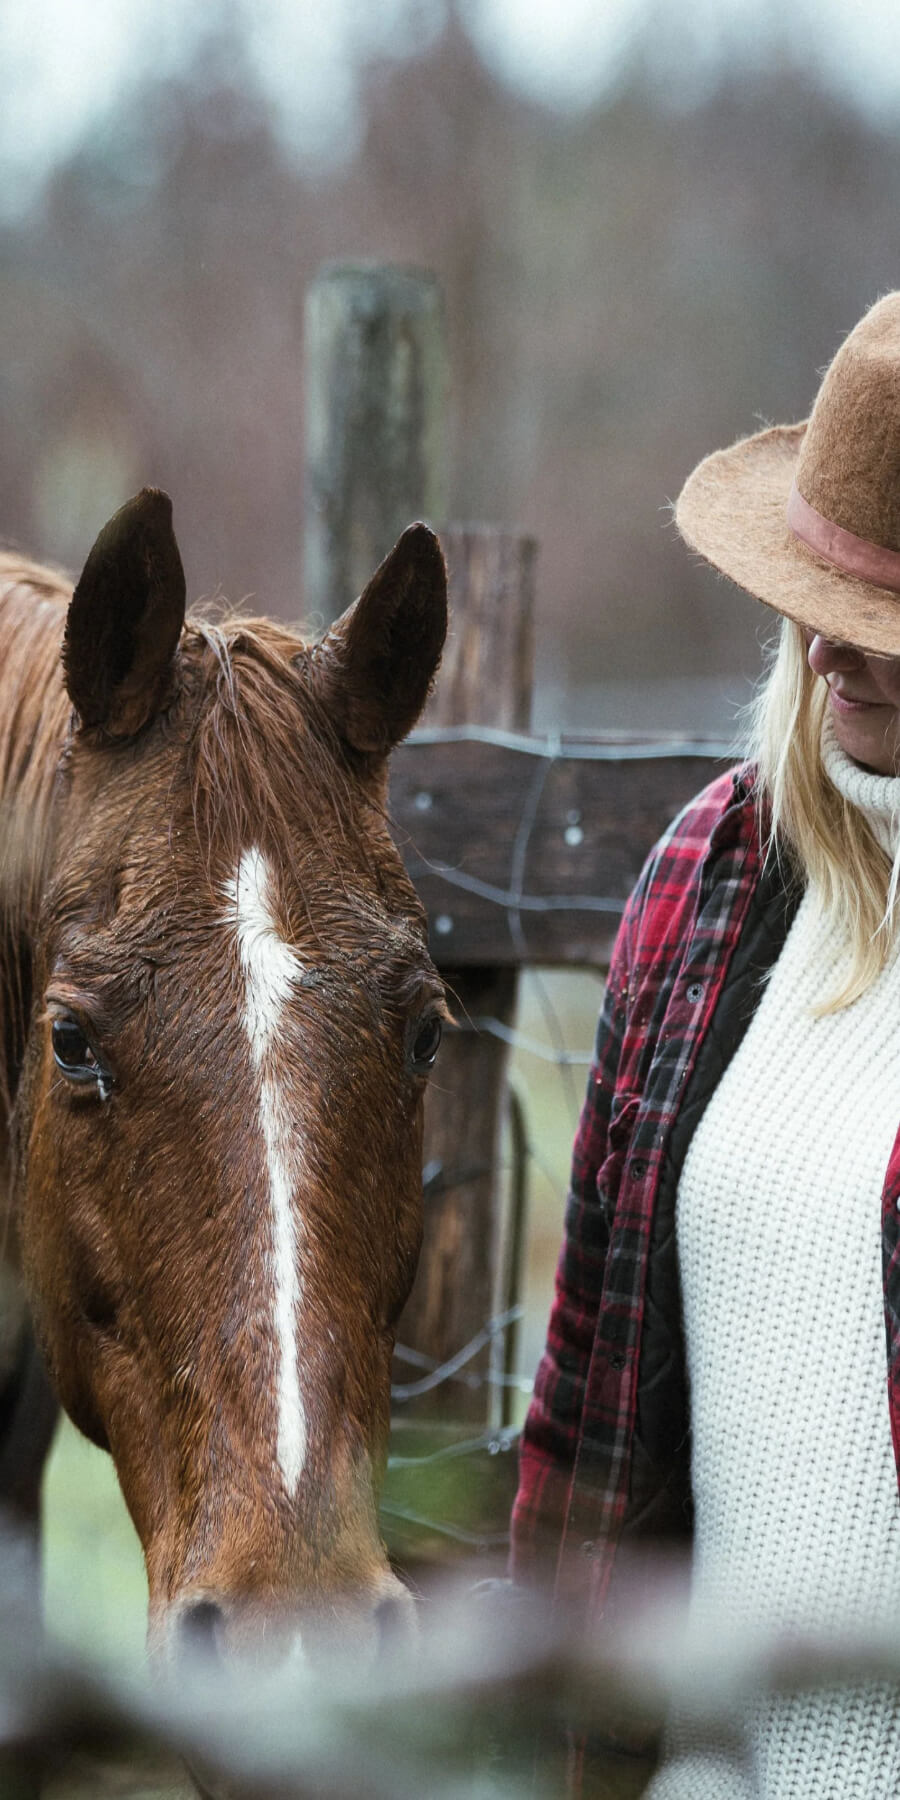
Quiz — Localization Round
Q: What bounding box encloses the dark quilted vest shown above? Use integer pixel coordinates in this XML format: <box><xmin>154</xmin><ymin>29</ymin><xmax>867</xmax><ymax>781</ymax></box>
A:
<box><xmin>623</xmin><ymin>853</ymin><xmax>803</xmax><ymax>1544</ymax></box>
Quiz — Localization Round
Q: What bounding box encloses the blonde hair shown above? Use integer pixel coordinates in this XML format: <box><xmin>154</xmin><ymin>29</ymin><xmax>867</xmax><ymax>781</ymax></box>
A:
<box><xmin>749</xmin><ymin>618</ymin><xmax>900</xmax><ymax>1011</ymax></box>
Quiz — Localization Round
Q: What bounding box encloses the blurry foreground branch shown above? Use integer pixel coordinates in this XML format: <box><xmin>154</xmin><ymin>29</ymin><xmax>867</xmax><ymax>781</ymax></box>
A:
<box><xmin>5</xmin><ymin>1524</ymin><xmax>900</xmax><ymax>1800</ymax></box>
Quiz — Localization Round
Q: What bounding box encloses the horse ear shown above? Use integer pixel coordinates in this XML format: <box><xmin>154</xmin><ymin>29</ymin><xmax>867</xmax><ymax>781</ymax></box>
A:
<box><xmin>312</xmin><ymin>524</ymin><xmax>447</xmax><ymax>756</ymax></box>
<box><xmin>62</xmin><ymin>488</ymin><xmax>186</xmax><ymax>739</ymax></box>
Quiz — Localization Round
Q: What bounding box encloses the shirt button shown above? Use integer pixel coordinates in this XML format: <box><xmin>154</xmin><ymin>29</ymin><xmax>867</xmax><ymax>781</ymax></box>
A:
<box><xmin>685</xmin><ymin>980</ymin><xmax>705</xmax><ymax>1004</ymax></box>
<box><xmin>581</xmin><ymin>1539</ymin><xmax>595</xmax><ymax>1557</ymax></box>
<box><xmin>610</xmin><ymin>1353</ymin><xmax>626</xmax><ymax>1371</ymax></box>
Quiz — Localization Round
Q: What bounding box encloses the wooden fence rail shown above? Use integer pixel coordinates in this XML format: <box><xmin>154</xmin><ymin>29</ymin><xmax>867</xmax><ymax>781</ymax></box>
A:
<box><xmin>390</xmin><ymin>728</ymin><xmax>730</xmax><ymax>967</ymax></box>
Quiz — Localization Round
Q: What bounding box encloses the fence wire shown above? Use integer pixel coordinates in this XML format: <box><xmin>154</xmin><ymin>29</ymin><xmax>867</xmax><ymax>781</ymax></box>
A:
<box><xmin>384</xmin><ymin>730</ymin><xmax>728</xmax><ymax>1559</ymax></box>
<box><xmin>387</xmin><ymin>963</ymin><xmax>607</xmax><ymax>1560</ymax></box>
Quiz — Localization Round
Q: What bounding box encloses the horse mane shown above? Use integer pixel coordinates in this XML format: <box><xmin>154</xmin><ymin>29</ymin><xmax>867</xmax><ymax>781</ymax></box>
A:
<box><xmin>0</xmin><ymin>553</ymin><xmax>73</xmax><ymax>1197</ymax></box>
<box><xmin>0</xmin><ymin>552</ymin><xmax>73</xmax><ymax>908</ymax></box>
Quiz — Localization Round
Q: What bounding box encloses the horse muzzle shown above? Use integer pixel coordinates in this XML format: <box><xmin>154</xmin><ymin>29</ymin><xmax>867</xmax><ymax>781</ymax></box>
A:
<box><xmin>157</xmin><ymin>1565</ymin><xmax>417</xmax><ymax>1671</ymax></box>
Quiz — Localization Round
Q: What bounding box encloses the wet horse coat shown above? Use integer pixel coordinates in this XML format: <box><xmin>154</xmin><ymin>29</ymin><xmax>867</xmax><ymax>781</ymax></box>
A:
<box><xmin>0</xmin><ymin>491</ymin><xmax>447</xmax><ymax>1657</ymax></box>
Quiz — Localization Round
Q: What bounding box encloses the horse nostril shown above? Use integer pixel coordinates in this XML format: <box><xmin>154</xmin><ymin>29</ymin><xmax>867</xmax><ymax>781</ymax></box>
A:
<box><xmin>179</xmin><ymin>1597</ymin><xmax>226</xmax><ymax>1663</ymax></box>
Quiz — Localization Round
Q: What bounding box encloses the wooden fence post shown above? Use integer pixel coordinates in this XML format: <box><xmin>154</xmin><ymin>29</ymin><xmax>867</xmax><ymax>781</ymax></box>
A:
<box><xmin>394</xmin><ymin>529</ymin><xmax>537</xmax><ymax>1425</ymax></box>
<box><xmin>304</xmin><ymin>263</ymin><xmax>447</xmax><ymax>625</ymax></box>
<box><xmin>302</xmin><ymin>260</ymin><xmax>537</xmax><ymax>1559</ymax></box>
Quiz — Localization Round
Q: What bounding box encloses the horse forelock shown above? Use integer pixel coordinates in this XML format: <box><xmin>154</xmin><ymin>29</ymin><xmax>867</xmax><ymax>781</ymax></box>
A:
<box><xmin>178</xmin><ymin>613</ymin><xmax>425</xmax><ymax>957</ymax></box>
<box><xmin>186</xmin><ymin>619</ymin><xmax>372</xmax><ymax>861</ymax></box>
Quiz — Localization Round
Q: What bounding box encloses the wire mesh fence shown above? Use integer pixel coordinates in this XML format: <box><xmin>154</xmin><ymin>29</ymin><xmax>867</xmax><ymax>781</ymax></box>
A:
<box><xmin>379</xmin><ymin>724</ymin><xmax>734</xmax><ymax>1573</ymax></box>
<box><xmin>384</xmin><ymin>962</ymin><xmax>606</xmax><ymax>1565</ymax></box>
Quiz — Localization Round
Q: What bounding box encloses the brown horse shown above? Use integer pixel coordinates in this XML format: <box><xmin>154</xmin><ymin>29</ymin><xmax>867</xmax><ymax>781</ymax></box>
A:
<box><xmin>0</xmin><ymin>490</ymin><xmax>447</xmax><ymax>1661</ymax></box>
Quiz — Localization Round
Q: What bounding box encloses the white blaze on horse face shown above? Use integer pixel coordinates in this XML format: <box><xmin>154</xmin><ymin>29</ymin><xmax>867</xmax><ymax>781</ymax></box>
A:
<box><xmin>224</xmin><ymin>846</ymin><xmax>306</xmax><ymax>1493</ymax></box>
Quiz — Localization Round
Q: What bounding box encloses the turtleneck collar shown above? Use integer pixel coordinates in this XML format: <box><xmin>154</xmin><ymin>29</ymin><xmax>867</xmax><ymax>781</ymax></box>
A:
<box><xmin>821</xmin><ymin>708</ymin><xmax>900</xmax><ymax>858</ymax></box>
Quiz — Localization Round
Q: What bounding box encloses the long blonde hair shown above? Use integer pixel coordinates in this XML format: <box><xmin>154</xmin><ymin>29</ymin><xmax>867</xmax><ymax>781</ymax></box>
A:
<box><xmin>749</xmin><ymin>618</ymin><xmax>900</xmax><ymax>1010</ymax></box>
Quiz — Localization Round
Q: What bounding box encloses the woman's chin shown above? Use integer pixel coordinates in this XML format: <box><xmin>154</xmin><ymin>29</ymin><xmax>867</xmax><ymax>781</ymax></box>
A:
<box><xmin>829</xmin><ymin>702</ymin><xmax>898</xmax><ymax>775</ymax></box>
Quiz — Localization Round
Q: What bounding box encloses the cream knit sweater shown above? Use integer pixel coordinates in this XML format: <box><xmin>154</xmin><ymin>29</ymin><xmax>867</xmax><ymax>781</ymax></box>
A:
<box><xmin>648</xmin><ymin>718</ymin><xmax>900</xmax><ymax>1800</ymax></box>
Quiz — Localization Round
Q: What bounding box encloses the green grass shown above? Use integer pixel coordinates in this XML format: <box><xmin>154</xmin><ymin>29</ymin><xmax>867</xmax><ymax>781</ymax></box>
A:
<box><xmin>42</xmin><ymin>1416</ymin><xmax>148</xmax><ymax>1668</ymax></box>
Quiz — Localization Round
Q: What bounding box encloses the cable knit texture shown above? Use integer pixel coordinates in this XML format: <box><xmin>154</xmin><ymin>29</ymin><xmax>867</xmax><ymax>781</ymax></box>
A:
<box><xmin>648</xmin><ymin>718</ymin><xmax>900</xmax><ymax>1799</ymax></box>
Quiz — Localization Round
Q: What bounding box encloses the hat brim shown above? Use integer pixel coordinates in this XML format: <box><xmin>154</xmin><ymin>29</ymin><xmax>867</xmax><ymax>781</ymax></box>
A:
<box><xmin>676</xmin><ymin>420</ymin><xmax>900</xmax><ymax>655</ymax></box>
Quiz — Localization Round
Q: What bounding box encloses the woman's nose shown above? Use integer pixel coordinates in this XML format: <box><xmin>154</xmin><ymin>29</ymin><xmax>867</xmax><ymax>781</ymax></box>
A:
<box><xmin>806</xmin><ymin>632</ymin><xmax>866</xmax><ymax>678</ymax></box>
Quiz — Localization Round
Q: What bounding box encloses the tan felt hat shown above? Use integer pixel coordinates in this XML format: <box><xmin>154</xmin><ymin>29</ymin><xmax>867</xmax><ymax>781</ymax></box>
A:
<box><xmin>676</xmin><ymin>291</ymin><xmax>900</xmax><ymax>655</ymax></box>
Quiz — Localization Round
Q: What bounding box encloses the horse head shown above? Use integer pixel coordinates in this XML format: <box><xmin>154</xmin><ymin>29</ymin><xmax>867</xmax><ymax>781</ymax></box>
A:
<box><xmin>13</xmin><ymin>491</ymin><xmax>447</xmax><ymax>1663</ymax></box>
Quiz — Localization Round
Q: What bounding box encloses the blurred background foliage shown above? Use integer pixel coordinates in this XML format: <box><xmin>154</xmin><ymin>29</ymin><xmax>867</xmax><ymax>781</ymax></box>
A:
<box><xmin>6</xmin><ymin>0</ymin><xmax>900</xmax><ymax>1697</ymax></box>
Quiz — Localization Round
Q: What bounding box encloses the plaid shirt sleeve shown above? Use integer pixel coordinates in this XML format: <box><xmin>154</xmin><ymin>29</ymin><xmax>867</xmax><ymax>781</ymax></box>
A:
<box><xmin>509</xmin><ymin>773</ymin><xmax>748</xmax><ymax>1583</ymax></box>
<box><xmin>508</xmin><ymin>868</ymin><xmax>647</xmax><ymax>1581</ymax></box>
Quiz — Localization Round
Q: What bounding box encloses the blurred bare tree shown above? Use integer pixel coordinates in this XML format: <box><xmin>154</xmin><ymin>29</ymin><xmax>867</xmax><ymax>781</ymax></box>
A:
<box><xmin>2</xmin><ymin>6</ymin><xmax>900</xmax><ymax>719</ymax></box>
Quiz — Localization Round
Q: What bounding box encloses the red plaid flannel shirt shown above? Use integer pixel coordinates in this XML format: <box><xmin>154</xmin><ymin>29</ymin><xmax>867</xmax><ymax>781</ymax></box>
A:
<box><xmin>511</xmin><ymin>764</ymin><xmax>900</xmax><ymax>1618</ymax></box>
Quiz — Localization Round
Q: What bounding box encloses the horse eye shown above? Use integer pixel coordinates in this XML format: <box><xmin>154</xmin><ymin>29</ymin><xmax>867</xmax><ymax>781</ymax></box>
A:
<box><xmin>409</xmin><ymin>1014</ymin><xmax>442</xmax><ymax>1073</ymax></box>
<box><xmin>51</xmin><ymin>1016</ymin><xmax>105</xmax><ymax>1087</ymax></box>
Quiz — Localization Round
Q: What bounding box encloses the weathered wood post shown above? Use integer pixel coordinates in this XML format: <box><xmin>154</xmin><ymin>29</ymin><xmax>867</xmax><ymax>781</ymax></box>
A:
<box><xmin>303</xmin><ymin>260</ymin><xmax>536</xmax><ymax>1457</ymax></box>
<box><xmin>304</xmin><ymin>263</ymin><xmax>447</xmax><ymax>625</ymax></box>
<box><xmin>394</xmin><ymin>530</ymin><xmax>536</xmax><ymax>1426</ymax></box>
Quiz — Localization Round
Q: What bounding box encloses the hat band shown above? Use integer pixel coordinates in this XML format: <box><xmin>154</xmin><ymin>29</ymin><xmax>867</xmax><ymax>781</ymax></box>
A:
<box><xmin>787</xmin><ymin>482</ymin><xmax>900</xmax><ymax>597</ymax></box>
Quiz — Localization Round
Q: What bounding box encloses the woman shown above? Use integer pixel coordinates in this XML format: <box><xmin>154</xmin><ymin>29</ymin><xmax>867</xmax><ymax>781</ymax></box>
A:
<box><xmin>511</xmin><ymin>291</ymin><xmax>900</xmax><ymax>1797</ymax></box>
